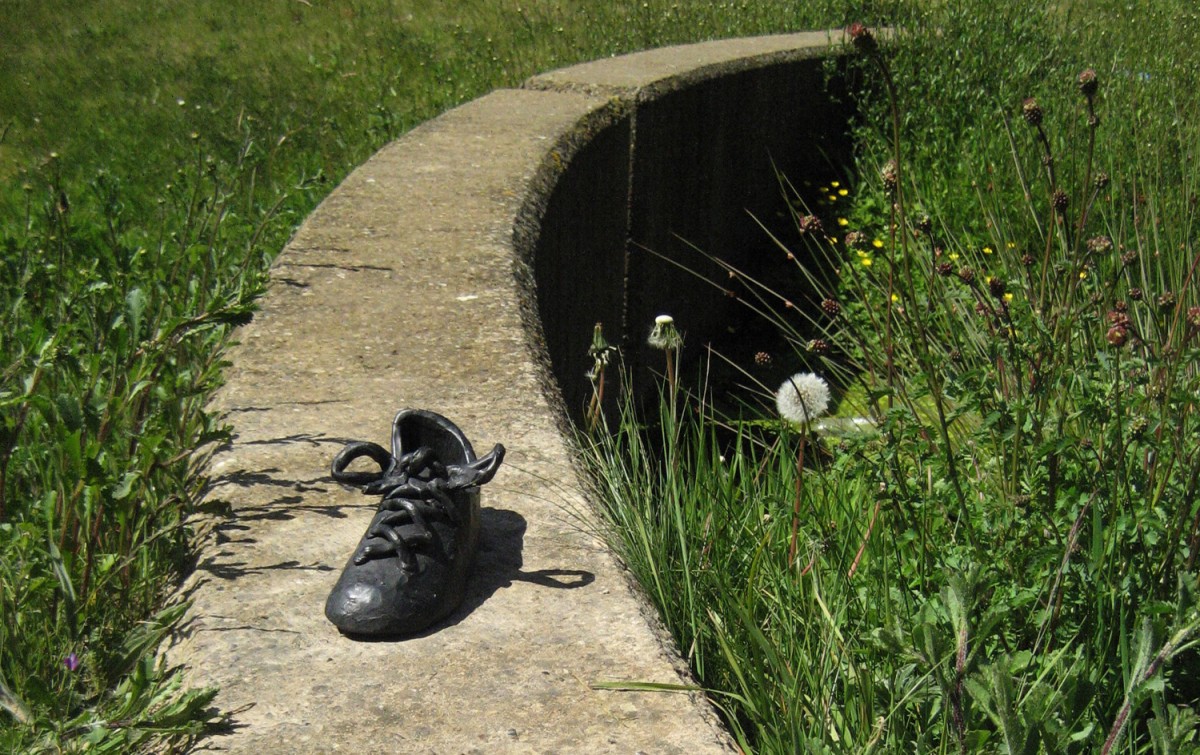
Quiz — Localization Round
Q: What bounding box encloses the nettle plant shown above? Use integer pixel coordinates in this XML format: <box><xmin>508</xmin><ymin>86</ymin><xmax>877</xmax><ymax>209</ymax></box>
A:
<box><xmin>720</xmin><ymin>24</ymin><xmax>1200</xmax><ymax>752</ymax></box>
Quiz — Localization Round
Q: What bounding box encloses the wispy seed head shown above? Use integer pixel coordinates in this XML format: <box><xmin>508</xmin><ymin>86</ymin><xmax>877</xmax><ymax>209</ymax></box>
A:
<box><xmin>776</xmin><ymin>372</ymin><xmax>831</xmax><ymax>425</ymax></box>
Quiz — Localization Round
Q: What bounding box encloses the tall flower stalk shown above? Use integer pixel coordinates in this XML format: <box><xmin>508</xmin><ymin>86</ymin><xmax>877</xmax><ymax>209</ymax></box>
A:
<box><xmin>648</xmin><ymin>314</ymin><xmax>683</xmax><ymax>399</ymax></box>
<box><xmin>585</xmin><ymin>322</ymin><xmax>616</xmax><ymax>433</ymax></box>
<box><xmin>847</xmin><ymin>22</ymin><xmax>971</xmax><ymax>534</ymax></box>
<box><xmin>776</xmin><ymin>372</ymin><xmax>830</xmax><ymax>566</ymax></box>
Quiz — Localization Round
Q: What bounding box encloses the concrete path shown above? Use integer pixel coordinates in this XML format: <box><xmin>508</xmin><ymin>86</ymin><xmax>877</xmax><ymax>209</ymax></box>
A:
<box><xmin>164</xmin><ymin>31</ymin><xmax>844</xmax><ymax>754</ymax></box>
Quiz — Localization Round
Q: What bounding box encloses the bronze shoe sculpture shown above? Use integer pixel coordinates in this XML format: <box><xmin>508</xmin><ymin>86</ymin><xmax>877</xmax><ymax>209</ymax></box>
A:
<box><xmin>326</xmin><ymin>409</ymin><xmax>504</xmax><ymax>637</ymax></box>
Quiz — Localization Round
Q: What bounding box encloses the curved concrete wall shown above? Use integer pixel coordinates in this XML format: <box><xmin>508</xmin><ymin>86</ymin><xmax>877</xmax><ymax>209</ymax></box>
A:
<box><xmin>519</xmin><ymin>36</ymin><xmax>855</xmax><ymax>424</ymax></box>
<box><xmin>167</xmin><ymin>31</ymin><xmax>855</xmax><ymax>753</ymax></box>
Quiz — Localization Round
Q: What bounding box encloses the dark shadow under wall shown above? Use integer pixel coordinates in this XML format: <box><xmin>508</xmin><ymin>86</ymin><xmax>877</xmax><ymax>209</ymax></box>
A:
<box><xmin>532</xmin><ymin>54</ymin><xmax>858</xmax><ymax>427</ymax></box>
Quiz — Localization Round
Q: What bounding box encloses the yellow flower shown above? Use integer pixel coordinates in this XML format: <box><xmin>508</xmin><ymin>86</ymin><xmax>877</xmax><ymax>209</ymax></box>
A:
<box><xmin>983</xmin><ymin>246</ymin><xmax>994</xmax><ymax>255</ymax></box>
<box><xmin>828</xmin><ymin>194</ymin><xmax>838</xmax><ymax>202</ymax></box>
<box><xmin>1079</xmin><ymin>270</ymin><xmax>1088</xmax><ymax>279</ymax></box>
<box><xmin>831</xmin><ymin>181</ymin><xmax>840</xmax><ymax>188</ymax></box>
<box><xmin>1006</xmin><ymin>241</ymin><xmax>1016</xmax><ymax>249</ymax></box>
<box><xmin>861</xmin><ymin>256</ymin><xmax>873</xmax><ymax>267</ymax></box>
<box><xmin>1003</xmin><ymin>292</ymin><xmax>1014</xmax><ymax>303</ymax></box>
<box><xmin>949</xmin><ymin>252</ymin><xmax>960</xmax><ymax>261</ymax></box>
<box><xmin>838</xmin><ymin>217</ymin><xmax>849</xmax><ymax>227</ymax></box>
<box><xmin>890</xmin><ymin>293</ymin><xmax>899</xmax><ymax>303</ymax></box>
<box><xmin>872</xmin><ymin>239</ymin><xmax>885</xmax><ymax>249</ymax></box>
<box><xmin>838</xmin><ymin>188</ymin><xmax>849</xmax><ymax>196</ymax></box>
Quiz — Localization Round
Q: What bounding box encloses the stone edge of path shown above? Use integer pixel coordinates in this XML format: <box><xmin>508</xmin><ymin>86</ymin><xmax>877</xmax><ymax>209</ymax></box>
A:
<box><xmin>163</xmin><ymin>30</ymin><xmax>848</xmax><ymax>754</ymax></box>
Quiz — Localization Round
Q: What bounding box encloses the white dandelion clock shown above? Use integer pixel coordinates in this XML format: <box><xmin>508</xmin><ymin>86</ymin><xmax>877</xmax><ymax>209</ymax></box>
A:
<box><xmin>776</xmin><ymin>372</ymin><xmax>831</xmax><ymax>425</ymax></box>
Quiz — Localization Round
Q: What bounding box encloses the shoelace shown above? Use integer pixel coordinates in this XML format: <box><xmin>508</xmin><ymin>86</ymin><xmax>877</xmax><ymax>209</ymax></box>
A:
<box><xmin>332</xmin><ymin>443</ymin><xmax>454</xmax><ymax>572</ymax></box>
<box><xmin>331</xmin><ymin>439</ymin><xmax>506</xmax><ymax>570</ymax></box>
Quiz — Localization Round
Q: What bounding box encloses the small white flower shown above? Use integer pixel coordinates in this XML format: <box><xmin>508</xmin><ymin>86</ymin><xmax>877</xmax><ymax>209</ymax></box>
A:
<box><xmin>776</xmin><ymin>372</ymin><xmax>830</xmax><ymax>425</ymax></box>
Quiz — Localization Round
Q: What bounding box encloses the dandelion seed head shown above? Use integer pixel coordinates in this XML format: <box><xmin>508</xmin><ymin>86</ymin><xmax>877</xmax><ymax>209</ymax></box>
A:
<box><xmin>776</xmin><ymin>373</ymin><xmax>831</xmax><ymax>425</ymax></box>
<box><xmin>648</xmin><ymin>315</ymin><xmax>683</xmax><ymax>349</ymax></box>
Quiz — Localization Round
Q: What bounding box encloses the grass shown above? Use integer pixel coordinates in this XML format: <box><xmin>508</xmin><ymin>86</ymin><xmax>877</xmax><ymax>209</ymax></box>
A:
<box><xmin>0</xmin><ymin>0</ymin><xmax>875</xmax><ymax>750</ymax></box>
<box><xmin>580</xmin><ymin>1</ymin><xmax>1200</xmax><ymax>752</ymax></box>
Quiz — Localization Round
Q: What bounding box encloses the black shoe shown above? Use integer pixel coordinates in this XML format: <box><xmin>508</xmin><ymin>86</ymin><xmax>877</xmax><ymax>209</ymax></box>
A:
<box><xmin>325</xmin><ymin>409</ymin><xmax>504</xmax><ymax>637</ymax></box>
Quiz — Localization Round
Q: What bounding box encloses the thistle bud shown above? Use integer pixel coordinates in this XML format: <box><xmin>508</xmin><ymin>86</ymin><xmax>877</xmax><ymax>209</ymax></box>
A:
<box><xmin>847</xmin><ymin>22</ymin><xmax>878</xmax><ymax>55</ymax></box>
<box><xmin>844</xmin><ymin>230</ymin><xmax>867</xmax><ymax>249</ymax></box>
<box><xmin>1086</xmin><ymin>236</ymin><xmax>1113</xmax><ymax>254</ymax></box>
<box><xmin>1052</xmin><ymin>190</ymin><xmax>1070</xmax><ymax>214</ymax></box>
<box><xmin>1094</xmin><ymin>172</ymin><xmax>1110</xmax><ymax>190</ymax></box>
<box><xmin>958</xmin><ymin>266</ymin><xmax>976</xmax><ymax>284</ymax></box>
<box><xmin>1129</xmin><ymin>416</ymin><xmax>1148</xmax><ymax>438</ymax></box>
<box><xmin>1022</xmin><ymin>98</ymin><xmax>1044</xmax><ymax>126</ymax></box>
<box><xmin>881</xmin><ymin>159</ymin><xmax>898</xmax><ymax>195</ymax></box>
<box><xmin>988</xmin><ymin>277</ymin><xmax>1007</xmax><ymax>299</ymax></box>
<box><xmin>820</xmin><ymin>298</ymin><xmax>841</xmax><ymax>317</ymax></box>
<box><xmin>1107</xmin><ymin>309</ymin><xmax>1131</xmax><ymax>329</ymax></box>
<box><xmin>1106</xmin><ymin>325</ymin><xmax>1128</xmax><ymax>347</ymax></box>
<box><xmin>1078</xmin><ymin>68</ymin><xmax>1099</xmax><ymax>97</ymax></box>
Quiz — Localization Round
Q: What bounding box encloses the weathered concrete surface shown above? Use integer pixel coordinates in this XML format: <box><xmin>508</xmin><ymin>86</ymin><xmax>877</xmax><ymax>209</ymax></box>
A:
<box><xmin>166</xmin><ymin>32</ymin><xmax>849</xmax><ymax>754</ymax></box>
<box><xmin>524</xmin><ymin>30</ymin><xmax>843</xmax><ymax>97</ymax></box>
<box><xmin>165</xmin><ymin>87</ymin><xmax>734</xmax><ymax>755</ymax></box>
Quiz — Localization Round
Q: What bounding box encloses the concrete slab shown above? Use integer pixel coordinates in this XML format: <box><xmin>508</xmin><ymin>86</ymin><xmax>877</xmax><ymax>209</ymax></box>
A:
<box><xmin>165</xmin><ymin>87</ymin><xmax>734</xmax><ymax>754</ymax></box>
<box><xmin>525</xmin><ymin>30</ymin><xmax>844</xmax><ymax>99</ymax></box>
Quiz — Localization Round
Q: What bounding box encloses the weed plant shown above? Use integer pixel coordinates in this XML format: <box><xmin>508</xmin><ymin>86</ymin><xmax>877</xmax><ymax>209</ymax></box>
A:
<box><xmin>580</xmin><ymin>8</ymin><xmax>1200</xmax><ymax>754</ymax></box>
<box><xmin>1</xmin><ymin>0</ymin><xmax>872</xmax><ymax>749</ymax></box>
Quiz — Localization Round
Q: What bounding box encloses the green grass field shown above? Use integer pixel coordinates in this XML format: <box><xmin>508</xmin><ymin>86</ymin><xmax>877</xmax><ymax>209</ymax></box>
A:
<box><xmin>582</xmin><ymin>2</ymin><xmax>1200</xmax><ymax>752</ymax></box>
